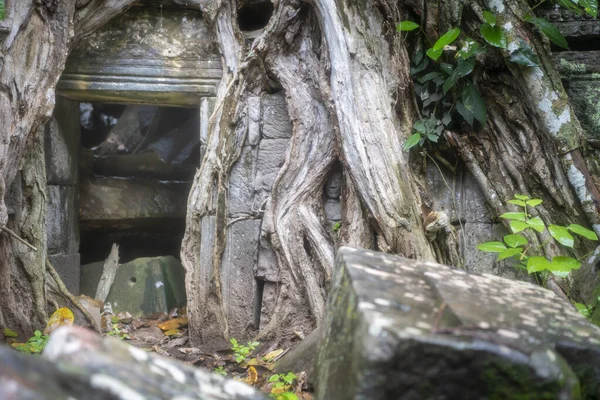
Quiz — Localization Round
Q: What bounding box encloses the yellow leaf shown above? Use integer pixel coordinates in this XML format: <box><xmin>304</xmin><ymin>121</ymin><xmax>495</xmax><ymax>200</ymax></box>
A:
<box><xmin>157</xmin><ymin>317</ymin><xmax>188</xmax><ymax>331</ymax></box>
<box><xmin>263</xmin><ymin>348</ymin><xmax>284</xmax><ymax>361</ymax></box>
<box><xmin>246</xmin><ymin>358</ymin><xmax>259</xmax><ymax>366</ymax></box>
<box><xmin>44</xmin><ymin>308</ymin><xmax>74</xmax><ymax>335</ymax></box>
<box><xmin>163</xmin><ymin>328</ymin><xmax>182</xmax><ymax>336</ymax></box>
<box><xmin>242</xmin><ymin>366</ymin><xmax>258</xmax><ymax>385</ymax></box>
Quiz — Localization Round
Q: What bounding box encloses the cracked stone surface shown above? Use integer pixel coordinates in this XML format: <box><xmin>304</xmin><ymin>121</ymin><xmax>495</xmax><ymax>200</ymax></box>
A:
<box><xmin>316</xmin><ymin>247</ymin><xmax>600</xmax><ymax>400</ymax></box>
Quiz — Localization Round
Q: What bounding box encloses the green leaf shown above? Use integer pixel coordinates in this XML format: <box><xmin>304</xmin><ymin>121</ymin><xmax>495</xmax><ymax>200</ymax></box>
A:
<box><xmin>462</xmin><ymin>82</ymin><xmax>487</xmax><ymax>125</ymax></box>
<box><xmin>3</xmin><ymin>328</ymin><xmax>18</xmax><ymax>338</ymax></box>
<box><xmin>397</xmin><ymin>21</ymin><xmax>420</xmax><ymax>31</ymax></box>
<box><xmin>269</xmin><ymin>374</ymin><xmax>281</xmax><ymax>382</ymax></box>
<box><xmin>510</xmin><ymin>220</ymin><xmax>529</xmax><ymax>233</ymax></box>
<box><xmin>477</xmin><ymin>242</ymin><xmax>507</xmax><ymax>252</ymax></box>
<box><xmin>514</xmin><ymin>194</ymin><xmax>529</xmax><ymax>200</ymax></box>
<box><xmin>549</xmin><ymin>256</ymin><xmax>581</xmax><ymax>273</ymax></box>
<box><xmin>509</xmin><ymin>39</ymin><xmax>540</xmax><ymax>67</ymax></box>
<box><xmin>443</xmin><ymin>58</ymin><xmax>476</xmax><ymax>94</ymax></box>
<box><xmin>457</xmin><ymin>38</ymin><xmax>484</xmax><ymax>60</ymax></box>
<box><xmin>404</xmin><ymin>133</ymin><xmax>421</xmax><ymax>151</ymax></box>
<box><xmin>440</xmin><ymin>63</ymin><xmax>454</xmax><ymax>75</ymax></box>
<box><xmin>480</xmin><ymin>23</ymin><xmax>507</xmax><ymax>49</ymax></box>
<box><xmin>0</xmin><ymin>0</ymin><xmax>4</xmax><ymax>21</ymax></box>
<box><xmin>526</xmin><ymin>217</ymin><xmax>545</xmax><ymax>233</ymax></box>
<box><xmin>526</xmin><ymin>199</ymin><xmax>543</xmax><ymax>207</ymax></box>
<box><xmin>456</xmin><ymin>101</ymin><xmax>474</xmax><ymax>125</ymax></box>
<box><xmin>580</xmin><ymin>0</ymin><xmax>598</xmax><ymax>18</ymax></box>
<box><xmin>508</xmin><ymin>199</ymin><xmax>526</xmax><ymax>207</ymax></box>
<box><xmin>433</xmin><ymin>28</ymin><xmax>461</xmax><ymax>51</ymax></box>
<box><xmin>503</xmin><ymin>234</ymin><xmax>528</xmax><ymax>248</ymax></box>
<box><xmin>413</xmin><ymin>38</ymin><xmax>425</xmax><ymax>67</ymax></box>
<box><xmin>526</xmin><ymin>17</ymin><xmax>569</xmax><ymax>50</ymax></box>
<box><xmin>527</xmin><ymin>256</ymin><xmax>551</xmax><ymax>273</ymax></box>
<box><xmin>498</xmin><ymin>248</ymin><xmax>523</xmax><ymax>260</ymax></box>
<box><xmin>426</xmin><ymin>47</ymin><xmax>443</xmax><ymax>61</ymax></box>
<box><xmin>418</xmin><ymin>72</ymin><xmax>444</xmax><ymax>83</ymax></box>
<box><xmin>575</xmin><ymin>302</ymin><xmax>591</xmax><ymax>318</ymax></box>
<box><xmin>555</xmin><ymin>0</ymin><xmax>584</xmax><ymax>14</ymax></box>
<box><xmin>500</xmin><ymin>212</ymin><xmax>526</xmax><ymax>221</ymax></box>
<box><xmin>548</xmin><ymin>224</ymin><xmax>574</xmax><ymax>247</ymax></box>
<box><xmin>567</xmin><ymin>224</ymin><xmax>598</xmax><ymax>241</ymax></box>
<box><xmin>482</xmin><ymin>11</ymin><xmax>497</xmax><ymax>26</ymax></box>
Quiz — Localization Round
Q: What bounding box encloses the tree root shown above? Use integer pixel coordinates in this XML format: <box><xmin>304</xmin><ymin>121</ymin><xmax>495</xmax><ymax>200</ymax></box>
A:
<box><xmin>46</xmin><ymin>259</ymin><xmax>101</xmax><ymax>333</ymax></box>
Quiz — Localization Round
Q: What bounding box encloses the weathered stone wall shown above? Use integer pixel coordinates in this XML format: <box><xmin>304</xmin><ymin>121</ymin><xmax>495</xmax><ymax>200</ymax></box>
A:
<box><xmin>45</xmin><ymin>97</ymin><xmax>81</xmax><ymax>294</ymax></box>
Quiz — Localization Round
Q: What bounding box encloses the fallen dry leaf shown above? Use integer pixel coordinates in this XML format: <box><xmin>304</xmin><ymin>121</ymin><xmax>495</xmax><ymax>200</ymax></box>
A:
<box><xmin>242</xmin><ymin>366</ymin><xmax>258</xmax><ymax>385</ymax></box>
<box><xmin>263</xmin><ymin>348</ymin><xmax>284</xmax><ymax>361</ymax></box>
<box><xmin>44</xmin><ymin>308</ymin><xmax>74</xmax><ymax>335</ymax></box>
<box><xmin>157</xmin><ymin>317</ymin><xmax>188</xmax><ymax>331</ymax></box>
<box><xmin>178</xmin><ymin>347</ymin><xmax>202</xmax><ymax>355</ymax></box>
<box><xmin>163</xmin><ymin>328</ymin><xmax>183</xmax><ymax>336</ymax></box>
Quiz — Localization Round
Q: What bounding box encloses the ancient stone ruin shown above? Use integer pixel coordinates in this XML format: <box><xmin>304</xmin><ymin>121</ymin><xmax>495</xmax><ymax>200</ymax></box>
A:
<box><xmin>40</xmin><ymin>0</ymin><xmax>600</xmax><ymax>342</ymax></box>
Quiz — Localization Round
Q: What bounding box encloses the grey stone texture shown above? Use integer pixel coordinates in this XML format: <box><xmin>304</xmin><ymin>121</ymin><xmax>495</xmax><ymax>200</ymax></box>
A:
<box><xmin>256</xmin><ymin>236</ymin><xmax>280</xmax><ymax>282</ymax></box>
<box><xmin>45</xmin><ymin>99</ymin><xmax>80</xmax><ymax>186</ymax></box>
<box><xmin>261</xmin><ymin>92</ymin><xmax>293</xmax><ymax>139</ymax></box>
<box><xmin>80</xmin><ymin>256</ymin><xmax>186</xmax><ymax>318</ymax></box>
<box><xmin>45</xmin><ymin>97</ymin><xmax>81</xmax><ymax>294</ymax></box>
<box><xmin>46</xmin><ymin>185</ymin><xmax>79</xmax><ymax>255</ymax></box>
<box><xmin>255</xmin><ymin>138</ymin><xmax>289</xmax><ymax>193</ymax></box>
<box><xmin>48</xmin><ymin>253</ymin><xmax>81</xmax><ymax>295</ymax></box>
<box><xmin>222</xmin><ymin>220</ymin><xmax>261</xmax><ymax>334</ymax></box>
<box><xmin>228</xmin><ymin>146</ymin><xmax>258</xmax><ymax>216</ymax></box>
<box><xmin>79</xmin><ymin>177</ymin><xmax>189</xmax><ymax>230</ymax></box>
<box><xmin>57</xmin><ymin>7</ymin><xmax>221</xmax><ymax>106</ymax></box>
<box><xmin>543</xmin><ymin>9</ymin><xmax>600</xmax><ymax>144</ymax></box>
<box><xmin>316</xmin><ymin>247</ymin><xmax>600</xmax><ymax>400</ymax></box>
<box><xmin>0</xmin><ymin>326</ymin><xmax>267</xmax><ymax>400</ymax></box>
<box><xmin>426</xmin><ymin>163</ymin><xmax>490</xmax><ymax>224</ymax></box>
<box><xmin>259</xmin><ymin>281</ymin><xmax>278</xmax><ymax>329</ymax></box>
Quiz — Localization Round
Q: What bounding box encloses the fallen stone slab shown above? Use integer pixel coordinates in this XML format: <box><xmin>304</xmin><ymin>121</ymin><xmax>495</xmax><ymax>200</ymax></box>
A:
<box><xmin>0</xmin><ymin>326</ymin><xmax>266</xmax><ymax>400</ymax></box>
<box><xmin>80</xmin><ymin>255</ymin><xmax>186</xmax><ymax>317</ymax></box>
<box><xmin>316</xmin><ymin>247</ymin><xmax>600</xmax><ymax>400</ymax></box>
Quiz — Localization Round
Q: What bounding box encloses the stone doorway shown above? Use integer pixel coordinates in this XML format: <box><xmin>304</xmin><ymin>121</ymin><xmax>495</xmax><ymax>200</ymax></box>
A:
<box><xmin>45</xmin><ymin>1</ymin><xmax>220</xmax><ymax>314</ymax></box>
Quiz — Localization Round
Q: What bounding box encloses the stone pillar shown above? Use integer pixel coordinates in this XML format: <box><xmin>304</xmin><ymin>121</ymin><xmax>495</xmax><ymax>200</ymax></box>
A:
<box><xmin>45</xmin><ymin>97</ymin><xmax>81</xmax><ymax>294</ymax></box>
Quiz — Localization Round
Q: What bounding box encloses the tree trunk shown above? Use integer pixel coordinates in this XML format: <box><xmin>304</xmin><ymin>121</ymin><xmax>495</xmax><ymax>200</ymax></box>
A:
<box><xmin>0</xmin><ymin>0</ymin><xmax>136</xmax><ymax>335</ymax></box>
<box><xmin>182</xmin><ymin>0</ymin><xmax>600</xmax><ymax>348</ymax></box>
<box><xmin>0</xmin><ymin>0</ymin><xmax>598</xmax><ymax>348</ymax></box>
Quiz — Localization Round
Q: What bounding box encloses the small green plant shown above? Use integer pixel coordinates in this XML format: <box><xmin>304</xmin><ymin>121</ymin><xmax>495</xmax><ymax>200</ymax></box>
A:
<box><xmin>230</xmin><ymin>338</ymin><xmax>259</xmax><ymax>363</ymax></box>
<box><xmin>13</xmin><ymin>330</ymin><xmax>48</xmax><ymax>354</ymax></box>
<box><xmin>478</xmin><ymin>194</ymin><xmax>598</xmax><ymax>283</ymax></box>
<box><xmin>268</xmin><ymin>372</ymin><xmax>299</xmax><ymax>400</ymax></box>
<box><xmin>0</xmin><ymin>0</ymin><xmax>4</xmax><ymax>21</ymax></box>
<box><xmin>214</xmin><ymin>365</ymin><xmax>227</xmax><ymax>376</ymax></box>
<box><xmin>107</xmin><ymin>324</ymin><xmax>129</xmax><ymax>340</ymax></box>
<box><xmin>332</xmin><ymin>222</ymin><xmax>341</xmax><ymax>232</ymax></box>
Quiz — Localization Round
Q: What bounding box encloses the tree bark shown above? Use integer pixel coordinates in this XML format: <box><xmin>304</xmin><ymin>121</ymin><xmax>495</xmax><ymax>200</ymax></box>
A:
<box><xmin>0</xmin><ymin>0</ymin><xmax>136</xmax><ymax>335</ymax></box>
<box><xmin>182</xmin><ymin>0</ymin><xmax>600</xmax><ymax>347</ymax></box>
<box><xmin>0</xmin><ymin>0</ymin><xmax>597</xmax><ymax>347</ymax></box>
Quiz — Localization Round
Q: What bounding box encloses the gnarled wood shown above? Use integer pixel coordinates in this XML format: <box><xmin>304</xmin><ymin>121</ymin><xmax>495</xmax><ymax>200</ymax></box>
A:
<box><xmin>0</xmin><ymin>0</ymin><xmax>136</xmax><ymax>336</ymax></box>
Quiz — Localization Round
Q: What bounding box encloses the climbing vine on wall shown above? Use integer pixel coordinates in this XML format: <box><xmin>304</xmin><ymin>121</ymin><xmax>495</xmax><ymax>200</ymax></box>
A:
<box><xmin>399</xmin><ymin>0</ymin><xmax>598</xmax><ymax>151</ymax></box>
